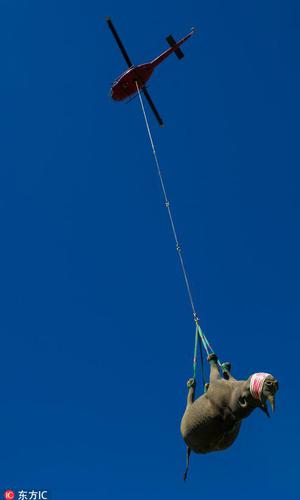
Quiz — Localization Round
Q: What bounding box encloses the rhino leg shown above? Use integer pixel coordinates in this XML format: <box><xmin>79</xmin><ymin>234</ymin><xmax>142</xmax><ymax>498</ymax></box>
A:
<box><xmin>186</xmin><ymin>377</ymin><xmax>196</xmax><ymax>407</ymax></box>
<box><xmin>221</xmin><ymin>361</ymin><xmax>236</xmax><ymax>381</ymax></box>
<box><xmin>207</xmin><ymin>353</ymin><xmax>221</xmax><ymax>382</ymax></box>
<box><xmin>183</xmin><ymin>447</ymin><xmax>191</xmax><ymax>481</ymax></box>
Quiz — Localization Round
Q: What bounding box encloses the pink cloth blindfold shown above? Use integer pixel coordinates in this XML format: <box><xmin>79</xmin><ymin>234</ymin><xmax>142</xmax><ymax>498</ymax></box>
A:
<box><xmin>249</xmin><ymin>372</ymin><xmax>271</xmax><ymax>400</ymax></box>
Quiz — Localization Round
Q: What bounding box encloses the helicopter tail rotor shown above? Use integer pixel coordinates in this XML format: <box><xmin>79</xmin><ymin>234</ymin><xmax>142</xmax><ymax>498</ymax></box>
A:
<box><xmin>166</xmin><ymin>34</ymin><xmax>185</xmax><ymax>59</ymax></box>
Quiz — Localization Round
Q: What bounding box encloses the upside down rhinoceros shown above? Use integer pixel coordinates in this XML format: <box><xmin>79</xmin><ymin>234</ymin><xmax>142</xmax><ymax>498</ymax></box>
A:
<box><xmin>180</xmin><ymin>353</ymin><xmax>279</xmax><ymax>480</ymax></box>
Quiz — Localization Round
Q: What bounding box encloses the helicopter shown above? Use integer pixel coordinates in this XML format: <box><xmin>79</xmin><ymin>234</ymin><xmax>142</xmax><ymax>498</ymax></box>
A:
<box><xmin>106</xmin><ymin>17</ymin><xmax>195</xmax><ymax>126</ymax></box>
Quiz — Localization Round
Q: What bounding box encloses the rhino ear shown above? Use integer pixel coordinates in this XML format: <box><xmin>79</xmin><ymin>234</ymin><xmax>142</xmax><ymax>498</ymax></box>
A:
<box><xmin>238</xmin><ymin>396</ymin><xmax>248</xmax><ymax>409</ymax></box>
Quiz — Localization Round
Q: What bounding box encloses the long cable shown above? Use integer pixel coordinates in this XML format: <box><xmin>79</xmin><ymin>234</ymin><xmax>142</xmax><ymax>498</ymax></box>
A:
<box><xmin>135</xmin><ymin>82</ymin><xmax>198</xmax><ymax>318</ymax></box>
<box><xmin>135</xmin><ymin>82</ymin><xmax>220</xmax><ymax>377</ymax></box>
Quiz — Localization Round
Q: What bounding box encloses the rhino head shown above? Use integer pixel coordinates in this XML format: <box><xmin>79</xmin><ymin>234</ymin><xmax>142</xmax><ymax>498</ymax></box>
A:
<box><xmin>239</xmin><ymin>372</ymin><xmax>279</xmax><ymax>418</ymax></box>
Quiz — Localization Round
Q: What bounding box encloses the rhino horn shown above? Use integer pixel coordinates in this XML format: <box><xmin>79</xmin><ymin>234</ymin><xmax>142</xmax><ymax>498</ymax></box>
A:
<box><xmin>267</xmin><ymin>394</ymin><xmax>275</xmax><ymax>413</ymax></box>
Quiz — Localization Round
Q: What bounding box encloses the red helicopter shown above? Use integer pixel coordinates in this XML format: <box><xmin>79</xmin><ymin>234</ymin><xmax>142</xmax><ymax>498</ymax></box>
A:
<box><xmin>106</xmin><ymin>17</ymin><xmax>195</xmax><ymax>126</ymax></box>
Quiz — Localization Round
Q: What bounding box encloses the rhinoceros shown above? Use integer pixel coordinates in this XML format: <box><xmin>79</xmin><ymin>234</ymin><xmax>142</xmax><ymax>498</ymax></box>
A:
<box><xmin>180</xmin><ymin>353</ymin><xmax>278</xmax><ymax>480</ymax></box>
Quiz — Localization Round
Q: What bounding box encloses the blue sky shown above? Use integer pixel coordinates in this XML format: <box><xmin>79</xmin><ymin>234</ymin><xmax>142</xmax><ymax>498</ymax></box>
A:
<box><xmin>1</xmin><ymin>0</ymin><xmax>299</xmax><ymax>498</ymax></box>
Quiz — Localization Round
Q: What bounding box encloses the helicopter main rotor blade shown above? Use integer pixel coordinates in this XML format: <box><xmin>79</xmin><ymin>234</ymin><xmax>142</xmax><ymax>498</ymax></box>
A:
<box><xmin>106</xmin><ymin>17</ymin><xmax>133</xmax><ymax>68</ymax></box>
<box><xmin>142</xmin><ymin>88</ymin><xmax>164</xmax><ymax>127</ymax></box>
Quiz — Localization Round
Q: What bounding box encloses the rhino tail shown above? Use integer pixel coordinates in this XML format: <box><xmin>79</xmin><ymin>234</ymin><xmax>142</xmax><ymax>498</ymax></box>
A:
<box><xmin>183</xmin><ymin>447</ymin><xmax>191</xmax><ymax>481</ymax></box>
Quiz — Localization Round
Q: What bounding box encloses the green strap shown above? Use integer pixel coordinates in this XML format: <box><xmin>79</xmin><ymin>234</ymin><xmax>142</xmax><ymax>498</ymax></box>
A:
<box><xmin>199</xmin><ymin>332</ymin><xmax>206</xmax><ymax>389</ymax></box>
<box><xmin>196</xmin><ymin>323</ymin><xmax>210</xmax><ymax>356</ymax></box>
<box><xmin>193</xmin><ymin>321</ymin><xmax>208</xmax><ymax>390</ymax></box>
<box><xmin>193</xmin><ymin>320</ymin><xmax>225</xmax><ymax>391</ymax></box>
<box><xmin>193</xmin><ymin>325</ymin><xmax>198</xmax><ymax>380</ymax></box>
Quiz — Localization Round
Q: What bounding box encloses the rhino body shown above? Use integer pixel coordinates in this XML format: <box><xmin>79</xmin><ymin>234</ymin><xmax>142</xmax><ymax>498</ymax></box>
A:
<box><xmin>181</xmin><ymin>377</ymin><xmax>242</xmax><ymax>453</ymax></box>
<box><xmin>180</xmin><ymin>354</ymin><xmax>278</xmax><ymax>478</ymax></box>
